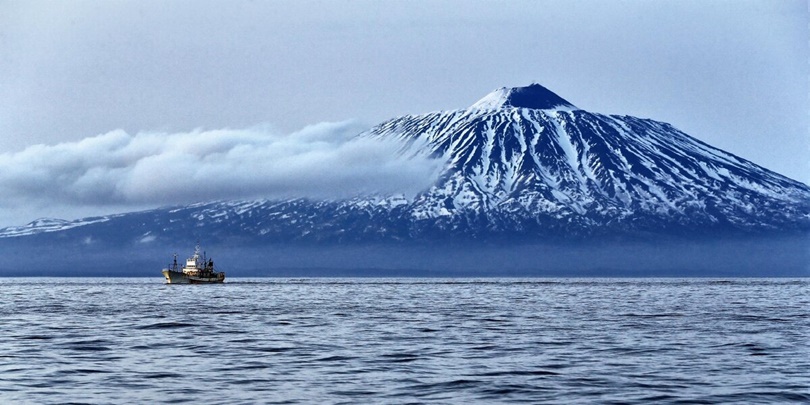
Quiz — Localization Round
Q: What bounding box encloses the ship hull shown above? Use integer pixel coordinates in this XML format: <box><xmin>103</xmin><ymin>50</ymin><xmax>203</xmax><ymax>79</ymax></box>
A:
<box><xmin>162</xmin><ymin>269</ymin><xmax>225</xmax><ymax>284</ymax></box>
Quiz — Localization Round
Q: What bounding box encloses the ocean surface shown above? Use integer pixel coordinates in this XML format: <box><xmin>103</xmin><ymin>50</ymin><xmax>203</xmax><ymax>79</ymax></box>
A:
<box><xmin>0</xmin><ymin>278</ymin><xmax>807</xmax><ymax>404</ymax></box>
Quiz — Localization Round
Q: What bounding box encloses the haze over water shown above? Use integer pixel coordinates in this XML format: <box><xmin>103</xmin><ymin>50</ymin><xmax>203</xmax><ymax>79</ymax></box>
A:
<box><xmin>1</xmin><ymin>278</ymin><xmax>807</xmax><ymax>403</ymax></box>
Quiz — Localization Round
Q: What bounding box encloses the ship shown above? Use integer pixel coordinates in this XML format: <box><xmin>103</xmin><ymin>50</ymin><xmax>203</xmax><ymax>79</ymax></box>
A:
<box><xmin>162</xmin><ymin>244</ymin><xmax>225</xmax><ymax>284</ymax></box>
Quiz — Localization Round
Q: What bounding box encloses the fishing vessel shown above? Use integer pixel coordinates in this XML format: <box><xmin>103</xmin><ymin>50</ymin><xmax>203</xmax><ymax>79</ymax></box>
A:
<box><xmin>162</xmin><ymin>244</ymin><xmax>225</xmax><ymax>284</ymax></box>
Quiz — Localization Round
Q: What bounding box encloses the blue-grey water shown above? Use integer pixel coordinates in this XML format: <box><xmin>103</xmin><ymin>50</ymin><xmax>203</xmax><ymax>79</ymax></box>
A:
<box><xmin>0</xmin><ymin>278</ymin><xmax>807</xmax><ymax>404</ymax></box>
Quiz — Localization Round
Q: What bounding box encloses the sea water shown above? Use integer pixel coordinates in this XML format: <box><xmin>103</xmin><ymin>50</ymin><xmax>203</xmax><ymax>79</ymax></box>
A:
<box><xmin>0</xmin><ymin>278</ymin><xmax>807</xmax><ymax>404</ymax></box>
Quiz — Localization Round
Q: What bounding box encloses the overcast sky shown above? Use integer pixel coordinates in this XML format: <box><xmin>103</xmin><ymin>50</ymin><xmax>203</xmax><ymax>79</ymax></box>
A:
<box><xmin>0</xmin><ymin>0</ymin><xmax>807</xmax><ymax>226</ymax></box>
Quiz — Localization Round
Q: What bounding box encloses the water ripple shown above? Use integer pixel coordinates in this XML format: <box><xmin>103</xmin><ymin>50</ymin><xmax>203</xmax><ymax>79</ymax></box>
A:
<box><xmin>0</xmin><ymin>277</ymin><xmax>807</xmax><ymax>403</ymax></box>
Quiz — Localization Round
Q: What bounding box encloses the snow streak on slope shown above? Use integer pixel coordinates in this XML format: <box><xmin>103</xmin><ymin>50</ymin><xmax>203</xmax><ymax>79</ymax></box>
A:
<box><xmin>0</xmin><ymin>217</ymin><xmax>113</xmax><ymax>237</ymax></box>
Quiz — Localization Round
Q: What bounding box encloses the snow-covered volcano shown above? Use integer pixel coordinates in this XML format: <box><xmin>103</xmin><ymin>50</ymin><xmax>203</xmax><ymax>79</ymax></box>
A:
<box><xmin>365</xmin><ymin>84</ymin><xmax>810</xmax><ymax>236</ymax></box>
<box><xmin>2</xmin><ymin>84</ymin><xmax>809</xmax><ymax>244</ymax></box>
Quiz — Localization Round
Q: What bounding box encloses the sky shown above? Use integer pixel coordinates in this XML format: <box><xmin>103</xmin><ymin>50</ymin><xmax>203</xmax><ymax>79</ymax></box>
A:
<box><xmin>0</xmin><ymin>0</ymin><xmax>807</xmax><ymax>226</ymax></box>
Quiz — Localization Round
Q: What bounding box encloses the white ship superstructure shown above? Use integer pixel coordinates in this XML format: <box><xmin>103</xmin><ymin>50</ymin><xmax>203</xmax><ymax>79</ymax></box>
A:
<box><xmin>162</xmin><ymin>244</ymin><xmax>225</xmax><ymax>284</ymax></box>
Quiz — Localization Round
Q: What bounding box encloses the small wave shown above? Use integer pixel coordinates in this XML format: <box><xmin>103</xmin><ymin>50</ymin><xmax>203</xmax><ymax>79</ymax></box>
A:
<box><xmin>470</xmin><ymin>344</ymin><xmax>498</xmax><ymax>351</ymax></box>
<box><xmin>379</xmin><ymin>353</ymin><xmax>420</xmax><ymax>363</ymax></box>
<box><xmin>142</xmin><ymin>372</ymin><xmax>183</xmax><ymax>379</ymax></box>
<box><xmin>18</xmin><ymin>335</ymin><xmax>54</xmax><ymax>340</ymax></box>
<box><xmin>739</xmin><ymin>342</ymin><xmax>771</xmax><ymax>356</ymax></box>
<box><xmin>472</xmin><ymin>369</ymin><xmax>560</xmax><ymax>377</ymax></box>
<box><xmin>248</xmin><ymin>346</ymin><xmax>294</xmax><ymax>353</ymax></box>
<box><xmin>212</xmin><ymin>363</ymin><xmax>270</xmax><ymax>372</ymax></box>
<box><xmin>61</xmin><ymin>339</ymin><xmax>113</xmax><ymax>352</ymax></box>
<box><xmin>56</xmin><ymin>368</ymin><xmax>110</xmax><ymax>375</ymax></box>
<box><xmin>230</xmin><ymin>378</ymin><xmax>275</xmax><ymax>386</ymax></box>
<box><xmin>620</xmin><ymin>313</ymin><xmax>683</xmax><ymax>318</ymax></box>
<box><xmin>329</xmin><ymin>389</ymin><xmax>380</xmax><ymax>397</ymax></box>
<box><xmin>136</xmin><ymin>321</ymin><xmax>197</xmax><ymax>330</ymax></box>
<box><xmin>732</xmin><ymin>314</ymin><xmax>791</xmax><ymax>323</ymax></box>
<box><xmin>403</xmin><ymin>379</ymin><xmax>484</xmax><ymax>396</ymax></box>
<box><xmin>699</xmin><ymin>391</ymin><xmax>810</xmax><ymax>403</ymax></box>
<box><xmin>477</xmin><ymin>384</ymin><xmax>552</xmax><ymax>397</ymax></box>
<box><xmin>227</xmin><ymin>338</ymin><xmax>260</xmax><ymax>344</ymax></box>
<box><xmin>66</xmin><ymin>345</ymin><xmax>112</xmax><ymax>352</ymax></box>
<box><xmin>314</xmin><ymin>355</ymin><xmax>358</xmax><ymax>362</ymax></box>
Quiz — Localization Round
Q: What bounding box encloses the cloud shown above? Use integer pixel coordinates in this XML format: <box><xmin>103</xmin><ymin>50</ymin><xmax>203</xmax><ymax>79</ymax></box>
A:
<box><xmin>0</xmin><ymin>121</ymin><xmax>445</xmax><ymax>212</ymax></box>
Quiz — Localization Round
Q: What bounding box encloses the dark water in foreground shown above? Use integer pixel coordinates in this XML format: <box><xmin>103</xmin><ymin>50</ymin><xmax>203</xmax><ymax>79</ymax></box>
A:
<box><xmin>0</xmin><ymin>278</ymin><xmax>807</xmax><ymax>404</ymax></box>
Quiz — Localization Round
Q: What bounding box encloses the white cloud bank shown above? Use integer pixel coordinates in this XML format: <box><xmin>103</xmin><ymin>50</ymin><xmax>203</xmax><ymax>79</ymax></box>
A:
<box><xmin>0</xmin><ymin>121</ymin><xmax>444</xmax><ymax>220</ymax></box>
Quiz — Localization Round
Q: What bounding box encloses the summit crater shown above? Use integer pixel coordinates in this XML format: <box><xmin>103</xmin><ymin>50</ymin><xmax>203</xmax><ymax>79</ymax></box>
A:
<box><xmin>470</xmin><ymin>83</ymin><xmax>578</xmax><ymax>111</ymax></box>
